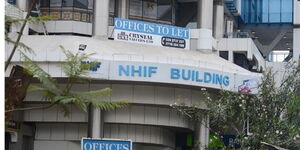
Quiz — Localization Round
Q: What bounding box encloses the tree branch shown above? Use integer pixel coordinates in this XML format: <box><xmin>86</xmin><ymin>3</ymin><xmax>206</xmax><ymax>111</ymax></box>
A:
<box><xmin>5</xmin><ymin>0</ymin><xmax>37</xmax><ymax>71</ymax></box>
<box><xmin>5</xmin><ymin>102</ymin><xmax>56</xmax><ymax>113</ymax></box>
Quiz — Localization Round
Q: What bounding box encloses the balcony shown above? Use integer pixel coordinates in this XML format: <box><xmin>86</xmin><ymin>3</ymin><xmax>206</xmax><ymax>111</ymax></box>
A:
<box><xmin>217</xmin><ymin>32</ymin><xmax>266</xmax><ymax>72</ymax></box>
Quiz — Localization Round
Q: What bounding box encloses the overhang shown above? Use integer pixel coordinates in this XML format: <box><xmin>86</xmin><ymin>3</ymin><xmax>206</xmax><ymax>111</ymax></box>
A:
<box><xmin>6</xmin><ymin>35</ymin><xmax>261</xmax><ymax>93</ymax></box>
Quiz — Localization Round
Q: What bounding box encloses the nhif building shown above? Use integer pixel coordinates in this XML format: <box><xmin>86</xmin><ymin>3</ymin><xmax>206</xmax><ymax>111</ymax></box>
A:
<box><xmin>5</xmin><ymin>0</ymin><xmax>300</xmax><ymax>150</ymax></box>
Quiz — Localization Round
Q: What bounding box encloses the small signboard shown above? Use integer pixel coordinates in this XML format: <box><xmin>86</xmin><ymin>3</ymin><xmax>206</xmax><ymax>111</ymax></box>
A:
<box><xmin>114</xmin><ymin>18</ymin><xmax>190</xmax><ymax>49</ymax></box>
<box><xmin>81</xmin><ymin>138</ymin><xmax>132</xmax><ymax>150</ymax></box>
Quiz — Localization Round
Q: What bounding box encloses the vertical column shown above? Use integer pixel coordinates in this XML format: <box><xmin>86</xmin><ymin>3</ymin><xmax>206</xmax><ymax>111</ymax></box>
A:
<box><xmin>196</xmin><ymin>0</ymin><xmax>214</xmax><ymax>52</ymax></box>
<box><xmin>16</xmin><ymin>0</ymin><xmax>27</xmax><ymax>11</ymax></box>
<box><xmin>93</xmin><ymin>0</ymin><xmax>110</xmax><ymax>39</ymax></box>
<box><xmin>118</xmin><ymin>0</ymin><xmax>128</xmax><ymax>18</ymax></box>
<box><xmin>294</xmin><ymin>28</ymin><xmax>300</xmax><ymax>61</ymax></box>
<box><xmin>213</xmin><ymin>1</ymin><xmax>224</xmax><ymax>39</ymax></box>
<box><xmin>194</xmin><ymin>115</ymin><xmax>210</xmax><ymax>150</ymax></box>
<box><xmin>293</xmin><ymin>0</ymin><xmax>300</xmax><ymax>61</ymax></box>
<box><xmin>197</xmin><ymin>0</ymin><xmax>213</xmax><ymax>29</ymax></box>
<box><xmin>88</xmin><ymin>107</ymin><xmax>103</xmax><ymax>138</ymax></box>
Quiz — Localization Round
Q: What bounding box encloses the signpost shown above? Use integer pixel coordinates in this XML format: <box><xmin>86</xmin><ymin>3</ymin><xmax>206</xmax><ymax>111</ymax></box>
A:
<box><xmin>81</xmin><ymin>138</ymin><xmax>132</xmax><ymax>150</ymax></box>
<box><xmin>114</xmin><ymin>18</ymin><xmax>190</xmax><ymax>49</ymax></box>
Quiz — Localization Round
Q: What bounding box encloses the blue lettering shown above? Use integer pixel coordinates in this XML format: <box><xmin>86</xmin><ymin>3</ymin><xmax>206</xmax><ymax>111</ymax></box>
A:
<box><xmin>148</xmin><ymin>66</ymin><xmax>158</xmax><ymax>77</ymax></box>
<box><xmin>223</xmin><ymin>76</ymin><xmax>230</xmax><ymax>86</ymax></box>
<box><xmin>119</xmin><ymin>65</ymin><xmax>130</xmax><ymax>76</ymax></box>
<box><xmin>182</xmin><ymin>69</ymin><xmax>191</xmax><ymax>80</ymax></box>
<box><xmin>131</xmin><ymin>65</ymin><xmax>142</xmax><ymax>77</ymax></box>
<box><xmin>171</xmin><ymin>68</ymin><xmax>180</xmax><ymax>79</ymax></box>
<box><xmin>204</xmin><ymin>72</ymin><xmax>211</xmax><ymax>83</ymax></box>
<box><xmin>195</xmin><ymin>71</ymin><xmax>203</xmax><ymax>82</ymax></box>
<box><xmin>215</xmin><ymin>74</ymin><xmax>223</xmax><ymax>85</ymax></box>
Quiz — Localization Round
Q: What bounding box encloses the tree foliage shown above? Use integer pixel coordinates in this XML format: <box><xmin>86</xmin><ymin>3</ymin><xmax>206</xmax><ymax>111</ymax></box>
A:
<box><xmin>6</xmin><ymin>47</ymin><xmax>129</xmax><ymax>116</ymax></box>
<box><xmin>172</xmin><ymin>61</ymin><xmax>300</xmax><ymax>149</ymax></box>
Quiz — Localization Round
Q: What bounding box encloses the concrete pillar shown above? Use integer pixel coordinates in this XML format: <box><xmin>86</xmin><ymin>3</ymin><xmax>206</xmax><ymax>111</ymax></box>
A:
<box><xmin>294</xmin><ymin>28</ymin><xmax>300</xmax><ymax>61</ymax></box>
<box><xmin>213</xmin><ymin>2</ymin><xmax>224</xmax><ymax>39</ymax></box>
<box><xmin>229</xmin><ymin>51</ymin><xmax>234</xmax><ymax>62</ymax></box>
<box><xmin>93</xmin><ymin>0</ymin><xmax>110</xmax><ymax>39</ymax></box>
<box><xmin>194</xmin><ymin>115</ymin><xmax>210</xmax><ymax>150</ymax></box>
<box><xmin>118</xmin><ymin>0</ymin><xmax>128</xmax><ymax>18</ymax></box>
<box><xmin>226</xmin><ymin>20</ymin><xmax>234</xmax><ymax>38</ymax></box>
<box><xmin>196</xmin><ymin>0</ymin><xmax>214</xmax><ymax>52</ymax></box>
<box><xmin>88</xmin><ymin>107</ymin><xmax>103</xmax><ymax>138</ymax></box>
<box><xmin>16</xmin><ymin>0</ymin><xmax>27</xmax><ymax>11</ymax></box>
<box><xmin>197</xmin><ymin>0</ymin><xmax>213</xmax><ymax>29</ymax></box>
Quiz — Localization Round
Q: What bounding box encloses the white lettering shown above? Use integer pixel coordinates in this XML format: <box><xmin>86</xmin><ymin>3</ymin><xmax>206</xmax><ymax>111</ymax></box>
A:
<box><xmin>84</xmin><ymin>143</ymin><xmax>93</xmax><ymax>150</ymax></box>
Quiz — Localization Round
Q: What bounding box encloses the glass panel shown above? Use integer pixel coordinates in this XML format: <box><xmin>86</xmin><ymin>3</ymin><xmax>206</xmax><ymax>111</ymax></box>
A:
<box><xmin>87</xmin><ymin>0</ymin><xmax>93</xmax><ymax>10</ymax></box>
<box><xmin>50</xmin><ymin>0</ymin><xmax>62</xmax><ymax>7</ymax></box>
<box><xmin>269</xmin><ymin>0</ymin><xmax>280</xmax><ymax>22</ymax></box>
<box><xmin>261</xmin><ymin>0</ymin><xmax>269</xmax><ymax>22</ymax></box>
<box><xmin>74</xmin><ymin>0</ymin><xmax>88</xmax><ymax>9</ymax></box>
<box><xmin>157</xmin><ymin>0</ymin><xmax>172</xmax><ymax>22</ymax></box>
<box><xmin>143</xmin><ymin>0</ymin><xmax>157</xmax><ymax>19</ymax></box>
<box><xmin>41</xmin><ymin>0</ymin><xmax>50</xmax><ymax>7</ymax></box>
<box><xmin>130</xmin><ymin>0</ymin><xmax>143</xmax><ymax>17</ymax></box>
<box><xmin>281</xmin><ymin>0</ymin><xmax>293</xmax><ymax>22</ymax></box>
<box><xmin>62</xmin><ymin>0</ymin><xmax>73</xmax><ymax>7</ymax></box>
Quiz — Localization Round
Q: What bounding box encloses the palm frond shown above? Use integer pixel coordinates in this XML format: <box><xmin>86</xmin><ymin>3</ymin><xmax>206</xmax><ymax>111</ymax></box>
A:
<box><xmin>21</xmin><ymin>53</ymin><xmax>61</xmax><ymax>96</ymax></box>
<box><xmin>27</xmin><ymin>84</ymin><xmax>45</xmax><ymax>92</ymax></box>
<box><xmin>90</xmin><ymin>101</ymin><xmax>129</xmax><ymax>111</ymax></box>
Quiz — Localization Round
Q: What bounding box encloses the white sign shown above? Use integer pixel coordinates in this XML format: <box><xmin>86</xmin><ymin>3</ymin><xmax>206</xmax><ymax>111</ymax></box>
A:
<box><xmin>114</xmin><ymin>18</ymin><xmax>190</xmax><ymax>49</ymax></box>
<box><xmin>82</xmin><ymin>60</ymin><xmax>260</xmax><ymax>94</ymax></box>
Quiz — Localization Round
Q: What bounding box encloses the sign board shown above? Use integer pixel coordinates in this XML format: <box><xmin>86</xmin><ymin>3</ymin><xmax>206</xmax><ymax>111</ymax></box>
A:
<box><xmin>114</xmin><ymin>18</ymin><xmax>190</xmax><ymax>49</ymax></box>
<box><xmin>82</xmin><ymin>59</ymin><xmax>260</xmax><ymax>94</ymax></box>
<box><xmin>81</xmin><ymin>138</ymin><xmax>132</xmax><ymax>150</ymax></box>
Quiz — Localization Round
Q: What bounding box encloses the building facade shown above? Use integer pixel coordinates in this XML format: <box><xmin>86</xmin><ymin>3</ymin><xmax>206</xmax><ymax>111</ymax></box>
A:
<box><xmin>5</xmin><ymin>0</ymin><xmax>299</xmax><ymax>150</ymax></box>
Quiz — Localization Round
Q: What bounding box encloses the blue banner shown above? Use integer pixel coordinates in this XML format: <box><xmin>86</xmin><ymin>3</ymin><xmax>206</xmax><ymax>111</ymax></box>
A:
<box><xmin>81</xmin><ymin>138</ymin><xmax>132</xmax><ymax>150</ymax></box>
<box><xmin>114</xmin><ymin>18</ymin><xmax>189</xmax><ymax>39</ymax></box>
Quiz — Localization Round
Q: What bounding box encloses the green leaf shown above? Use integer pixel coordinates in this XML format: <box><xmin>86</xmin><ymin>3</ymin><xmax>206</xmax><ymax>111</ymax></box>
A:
<box><xmin>27</xmin><ymin>85</ymin><xmax>45</xmax><ymax>92</ymax></box>
<box><xmin>21</xmin><ymin>53</ymin><xmax>61</xmax><ymax>96</ymax></box>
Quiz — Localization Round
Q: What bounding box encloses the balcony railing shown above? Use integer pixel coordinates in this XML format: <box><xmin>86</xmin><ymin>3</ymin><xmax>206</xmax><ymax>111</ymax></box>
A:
<box><xmin>224</xmin><ymin>32</ymin><xmax>251</xmax><ymax>38</ymax></box>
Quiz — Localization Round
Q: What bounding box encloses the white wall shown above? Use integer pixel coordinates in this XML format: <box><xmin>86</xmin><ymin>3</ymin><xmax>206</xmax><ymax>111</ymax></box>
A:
<box><xmin>294</xmin><ymin>28</ymin><xmax>300</xmax><ymax>60</ymax></box>
<box><xmin>294</xmin><ymin>0</ymin><xmax>300</xmax><ymax>25</ymax></box>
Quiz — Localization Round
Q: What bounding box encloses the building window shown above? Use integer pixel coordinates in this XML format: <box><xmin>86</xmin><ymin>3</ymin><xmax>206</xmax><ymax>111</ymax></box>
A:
<box><xmin>109</xmin><ymin>0</ymin><xmax>116</xmax><ymax>25</ymax></box>
<box><xmin>40</xmin><ymin>0</ymin><xmax>94</xmax><ymax>23</ymax></box>
<box><xmin>129</xmin><ymin>0</ymin><xmax>174</xmax><ymax>25</ymax></box>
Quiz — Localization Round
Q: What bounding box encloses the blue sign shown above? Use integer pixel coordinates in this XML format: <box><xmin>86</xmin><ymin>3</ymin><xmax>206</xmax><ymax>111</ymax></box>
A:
<box><xmin>114</xmin><ymin>18</ymin><xmax>189</xmax><ymax>39</ymax></box>
<box><xmin>81</xmin><ymin>138</ymin><xmax>132</xmax><ymax>150</ymax></box>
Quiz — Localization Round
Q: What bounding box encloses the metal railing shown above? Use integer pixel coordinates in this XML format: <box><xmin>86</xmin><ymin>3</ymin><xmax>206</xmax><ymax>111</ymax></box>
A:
<box><xmin>223</xmin><ymin>32</ymin><xmax>251</xmax><ymax>38</ymax></box>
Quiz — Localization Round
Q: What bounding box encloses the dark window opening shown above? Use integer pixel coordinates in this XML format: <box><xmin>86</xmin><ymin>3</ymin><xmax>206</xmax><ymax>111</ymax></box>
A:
<box><xmin>39</xmin><ymin>0</ymin><xmax>94</xmax><ymax>23</ymax></box>
<box><xmin>129</xmin><ymin>0</ymin><xmax>175</xmax><ymax>25</ymax></box>
<box><xmin>219</xmin><ymin>51</ymin><xmax>229</xmax><ymax>60</ymax></box>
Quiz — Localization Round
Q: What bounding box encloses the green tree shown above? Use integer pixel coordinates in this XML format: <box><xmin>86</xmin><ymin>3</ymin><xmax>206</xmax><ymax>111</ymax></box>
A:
<box><xmin>5</xmin><ymin>46</ymin><xmax>129</xmax><ymax>117</ymax></box>
<box><xmin>5</xmin><ymin>1</ymin><xmax>129</xmax><ymax>122</ymax></box>
<box><xmin>171</xmin><ymin>61</ymin><xmax>300</xmax><ymax>149</ymax></box>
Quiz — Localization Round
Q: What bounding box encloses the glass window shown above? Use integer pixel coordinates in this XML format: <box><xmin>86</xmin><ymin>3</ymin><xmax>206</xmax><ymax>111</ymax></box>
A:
<box><xmin>143</xmin><ymin>0</ymin><xmax>157</xmax><ymax>19</ymax></box>
<box><xmin>50</xmin><ymin>0</ymin><xmax>62</xmax><ymax>7</ymax></box>
<box><xmin>129</xmin><ymin>0</ymin><xmax>174</xmax><ymax>24</ymax></box>
<box><xmin>74</xmin><ymin>0</ymin><xmax>88</xmax><ymax>9</ymax></box>
<box><xmin>130</xmin><ymin>0</ymin><xmax>143</xmax><ymax>17</ymax></box>
<box><xmin>7</xmin><ymin>0</ymin><xmax>16</xmax><ymax>5</ymax></box>
<box><xmin>41</xmin><ymin>0</ymin><xmax>50</xmax><ymax>7</ymax></box>
<box><xmin>62</xmin><ymin>0</ymin><xmax>73</xmax><ymax>7</ymax></box>
<box><xmin>88</xmin><ymin>0</ymin><xmax>93</xmax><ymax>10</ymax></box>
<box><xmin>157</xmin><ymin>0</ymin><xmax>172</xmax><ymax>22</ymax></box>
<box><xmin>269</xmin><ymin>0</ymin><xmax>280</xmax><ymax>22</ymax></box>
<box><xmin>281</xmin><ymin>0</ymin><xmax>293</xmax><ymax>22</ymax></box>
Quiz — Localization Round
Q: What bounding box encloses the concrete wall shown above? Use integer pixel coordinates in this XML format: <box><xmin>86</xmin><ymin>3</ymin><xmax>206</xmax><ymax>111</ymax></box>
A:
<box><xmin>29</xmin><ymin>21</ymin><xmax>92</xmax><ymax>35</ymax></box>
<box><xmin>294</xmin><ymin>0</ymin><xmax>300</xmax><ymax>25</ymax></box>
<box><xmin>32</xmin><ymin>122</ymin><xmax>177</xmax><ymax>149</ymax></box>
<box><xmin>294</xmin><ymin>0</ymin><xmax>300</xmax><ymax>60</ymax></box>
